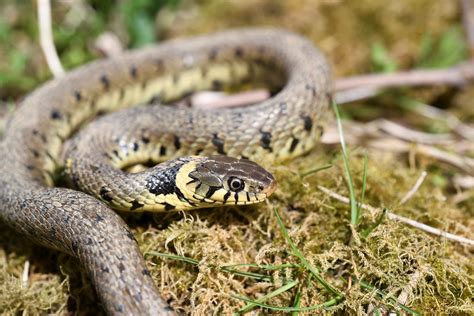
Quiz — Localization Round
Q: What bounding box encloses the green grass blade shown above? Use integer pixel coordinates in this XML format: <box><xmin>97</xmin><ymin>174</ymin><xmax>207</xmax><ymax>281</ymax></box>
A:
<box><xmin>235</xmin><ymin>280</ymin><xmax>298</xmax><ymax>314</ymax></box>
<box><xmin>145</xmin><ymin>251</ymin><xmax>199</xmax><ymax>265</ymax></box>
<box><xmin>332</xmin><ymin>101</ymin><xmax>360</xmax><ymax>225</ymax></box>
<box><xmin>222</xmin><ymin>263</ymin><xmax>300</xmax><ymax>270</ymax></box>
<box><xmin>220</xmin><ymin>266</ymin><xmax>272</xmax><ymax>281</ymax></box>
<box><xmin>146</xmin><ymin>251</ymin><xmax>271</xmax><ymax>281</ymax></box>
<box><xmin>274</xmin><ymin>208</ymin><xmax>343</xmax><ymax>297</ymax></box>
<box><xmin>360</xmin><ymin>152</ymin><xmax>368</xmax><ymax>208</ymax></box>
<box><xmin>233</xmin><ymin>296</ymin><xmax>339</xmax><ymax>312</ymax></box>
<box><xmin>357</xmin><ymin>279</ymin><xmax>421</xmax><ymax>315</ymax></box>
<box><xmin>300</xmin><ymin>164</ymin><xmax>333</xmax><ymax>178</ymax></box>
<box><xmin>292</xmin><ymin>288</ymin><xmax>302</xmax><ymax>316</ymax></box>
<box><xmin>360</xmin><ymin>208</ymin><xmax>387</xmax><ymax>238</ymax></box>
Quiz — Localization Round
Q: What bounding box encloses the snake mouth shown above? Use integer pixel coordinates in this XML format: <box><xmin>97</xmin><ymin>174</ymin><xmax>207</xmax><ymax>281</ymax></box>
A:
<box><xmin>261</xmin><ymin>179</ymin><xmax>277</xmax><ymax>197</ymax></box>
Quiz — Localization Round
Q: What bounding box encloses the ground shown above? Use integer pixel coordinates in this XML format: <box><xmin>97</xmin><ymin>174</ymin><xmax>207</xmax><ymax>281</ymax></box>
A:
<box><xmin>0</xmin><ymin>1</ymin><xmax>473</xmax><ymax>315</ymax></box>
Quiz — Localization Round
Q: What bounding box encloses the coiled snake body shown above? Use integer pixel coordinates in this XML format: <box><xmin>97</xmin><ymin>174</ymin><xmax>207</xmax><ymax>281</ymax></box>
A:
<box><xmin>0</xmin><ymin>29</ymin><xmax>331</xmax><ymax>314</ymax></box>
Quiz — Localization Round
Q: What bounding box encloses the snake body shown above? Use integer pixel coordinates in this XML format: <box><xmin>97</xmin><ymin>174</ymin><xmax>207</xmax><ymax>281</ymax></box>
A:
<box><xmin>0</xmin><ymin>29</ymin><xmax>331</xmax><ymax>314</ymax></box>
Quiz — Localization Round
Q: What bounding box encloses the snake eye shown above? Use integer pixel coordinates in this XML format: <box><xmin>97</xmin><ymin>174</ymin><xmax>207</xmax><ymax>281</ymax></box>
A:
<box><xmin>228</xmin><ymin>177</ymin><xmax>245</xmax><ymax>192</ymax></box>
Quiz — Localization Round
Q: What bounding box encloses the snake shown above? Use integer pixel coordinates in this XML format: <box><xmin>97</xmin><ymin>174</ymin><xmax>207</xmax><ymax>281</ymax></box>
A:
<box><xmin>0</xmin><ymin>28</ymin><xmax>331</xmax><ymax>314</ymax></box>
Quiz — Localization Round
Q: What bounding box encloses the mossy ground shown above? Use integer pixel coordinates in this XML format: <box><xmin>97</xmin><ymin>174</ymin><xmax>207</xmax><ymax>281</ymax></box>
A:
<box><xmin>0</xmin><ymin>1</ymin><xmax>473</xmax><ymax>314</ymax></box>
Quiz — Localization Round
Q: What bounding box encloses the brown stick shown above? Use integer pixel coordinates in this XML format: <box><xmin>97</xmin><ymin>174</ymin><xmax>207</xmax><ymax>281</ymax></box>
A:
<box><xmin>333</xmin><ymin>62</ymin><xmax>474</xmax><ymax>91</ymax></box>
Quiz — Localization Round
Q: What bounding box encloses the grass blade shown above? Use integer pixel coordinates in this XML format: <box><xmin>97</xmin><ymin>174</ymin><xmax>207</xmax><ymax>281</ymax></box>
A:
<box><xmin>146</xmin><ymin>251</ymin><xmax>271</xmax><ymax>281</ymax></box>
<box><xmin>332</xmin><ymin>101</ymin><xmax>360</xmax><ymax>225</ymax></box>
<box><xmin>233</xmin><ymin>296</ymin><xmax>339</xmax><ymax>312</ymax></box>
<box><xmin>235</xmin><ymin>280</ymin><xmax>298</xmax><ymax>314</ymax></box>
<box><xmin>274</xmin><ymin>208</ymin><xmax>343</xmax><ymax>298</ymax></box>
<box><xmin>357</xmin><ymin>279</ymin><xmax>421</xmax><ymax>315</ymax></box>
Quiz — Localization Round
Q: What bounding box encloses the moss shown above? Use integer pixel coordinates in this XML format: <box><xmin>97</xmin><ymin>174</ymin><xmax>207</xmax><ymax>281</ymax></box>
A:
<box><xmin>0</xmin><ymin>0</ymin><xmax>473</xmax><ymax>314</ymax></box>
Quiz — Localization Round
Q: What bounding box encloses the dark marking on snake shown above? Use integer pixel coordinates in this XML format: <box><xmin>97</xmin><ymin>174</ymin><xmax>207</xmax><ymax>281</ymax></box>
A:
<box><xmin>116</xmin><ymin>304</ymin><xmax>124</xmax><ymax>313</ymax></box>
<box><xmin>173</xmin><ymin>135</ymin><xmax>181</xmax><ymax>150</ymax></box>
<box><xmin>289</xmin><ymin>137</ymin><xmax>299</xmax><ymax>153</ymax></box>
<box><xmin>260</xmin><ymin>130</ymin><xmax>272</xmax><ymax>152</ymax></box>
<box><xmin>130</xmin><ymin>65</ymin><xmax>138</xmax><ymax>79</ymax></box>
<box><xmin>212</xmin><ymin>79</ymin><xmax>223</xmax><ymax>90</ymax></box>
<box><xmin>134</xmin><ymin>292</ymin><xmax>143</xmax><ymax>303</ymax></box>
<box><xmin>96</xmin><ymin>214</ymin><xmax>105</xmax><ymax>222</ymax></box>
<box><xmin>147</xmin><ymin>94</ymin><xmax>161</xmax><ymax>104</ymax></box>
<box><xmin>316</xmin><ymin>125</ymin><xmax>324</xmax><ymax>137</ymax></box>
<box><xmin>212</xmin><ymin>134</ymin><xmax>225</xmax><ymax>154</ymax></box>
<box><xmin>74</xmin><ymin>91</ymin><xmax>82</xmax><ymax>102</ymax></box>
<box><xmin>302</xmin><ymin>115</ymin><xmax>313</xmax><ymax>132</ymax></box>
<box><xmin>205</xmin><ymin>186</ymin><xmax>219</xmax><ymax>199</ymax></box>
<box><xmin>71</xmin><ymin>241</ymin><xmax>78</xmax><ymax>255</ymax></box>
<box><xmin>164</xmin><ymin>203</ymin><xmax>175</xmax><ymax>211</ymax></box>
<box><xmin>132</xmin><ymin>142</ymin><xmax>139</xmax><ymax>152</ymax></box>
<box><xmin>130</xmin><ymin>200</ymin><xmax>142</xmax><ymax>211</ymax></box>
<box><xmin>223</xmin><ymin>191</ymin><xmax>231</xmax><ymax>203</ymax></box>
<box><xmin>141</xmin><ymin>136</ymin><xmax>150</xmax><ymax>144</ymax></box>
<box><xmin>175</xmin><ymin>187</ymin><xmax>191</xmax><ymax>204</ymax></box>
<box><xmin>99</xmin><ymin>186</ymin><xmax>113</xmax><ymax>202</ymax></box>
<box><xmin>125</xmin><ymin>230</ymin><xmax>136</xmax><ymax>242</ymax></box>
<box><xmin>118</xmin><ymin>262</ymin><xmax>126</xmax><ymax>273</ymax></box>
<box><xmin>235</xmin><ymin>47</ymin><xmax>243</xmax><ymax>57</ymax></box>
<box><xmin>160</xmin><ymin>145</ymin><xmax>167</xmax><ymax>156</ymax></box>
<box><xmin>305</xmin><ymin>83</ymin><xmax>317</xmax><ymax>97</ymax></box>
<box><xmin>50</xmin><ymin>110</ymin><xmax>62</xmax><ymax>120</ymax></box>
<box><xmin>142</xmin><ymin>269</ymin><xmax>151</xmax><ymax>277</ymax></box>
<box><xmin>100</xmin><ymin>75</ymin><xmax>110</xmax><ymax>90</ymax></box>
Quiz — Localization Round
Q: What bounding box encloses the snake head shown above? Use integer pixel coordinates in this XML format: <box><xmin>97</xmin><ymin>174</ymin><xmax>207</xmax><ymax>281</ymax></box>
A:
<box><xmin>179</xmin><ymin>155</ymin><xmax>276</xmax><ymax>206</ymax></box>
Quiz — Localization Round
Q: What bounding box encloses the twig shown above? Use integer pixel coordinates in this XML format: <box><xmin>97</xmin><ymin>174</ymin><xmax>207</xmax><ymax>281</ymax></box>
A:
<box><xmin>333</xmin><ymin>62</ymin><xmax>474</xmax><ymax>91</ymax></box>
<box><xmin>460</xmin><ymin>0</ymin><xmax>474</xmax><ymax>58</ymax></box>
<box><xmin>321</xmin><ymin>122</ymin><xmax>474</xmax><ymax>175</ymax></box>
<box><xmin>405</xmin><ymin>100</ymin><xmax>474</xmax><ymax>141</ymax></box>
<box><xmin>94</xmin><ymin>32</ymin><xmax>124</xmax><ymax>57</ymax></box>
<box><xmin>317</xmin><ymin>185</ymin><xmax>474</xmax><ymax>246</ymax></box>
<box><xmin>191</xmin><ymin>90</ymin><xmax>270</xmax><ymax>109</ymax></box>
<box><xmin>334</xmin><ymin>86</ymin><xmax>380</xmax><ymax>104</ymax></box>
<box><xmin>374</xmin><ymin>119</ymin><xmax>454</xmax><ymax>145</ymax></box>
<box><xmin>37</xmin><ymin>0</ymin><xmax>64</xmax><ymax>77</ymax></box>
<box><xmin>399</xmin><ymin>171</ymin><xmax>428</xmax><ymax>205</ymax></box>
<box><xmin>453</xmin><ymin>175</ymin><xmax>474</xmax><ymax>189</ymax></box>
<box><xmin>21</xmin><ymin>260</ymin><xmax>30</xmax><ymax>288</ymax></box>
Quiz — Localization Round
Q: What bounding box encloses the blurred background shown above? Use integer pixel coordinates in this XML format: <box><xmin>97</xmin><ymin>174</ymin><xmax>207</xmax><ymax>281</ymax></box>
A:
<box><xmin>0</xmin><ymin>1</ymin><xmax>473</xmax><ymax>315</ymax></box>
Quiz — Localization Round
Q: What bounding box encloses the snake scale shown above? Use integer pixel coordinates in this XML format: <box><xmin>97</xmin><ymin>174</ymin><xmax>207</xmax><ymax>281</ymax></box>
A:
<box><xmin>0</xmin><ymin>29</ymin><xmax>331</xmax><ymax>314</ymax></box>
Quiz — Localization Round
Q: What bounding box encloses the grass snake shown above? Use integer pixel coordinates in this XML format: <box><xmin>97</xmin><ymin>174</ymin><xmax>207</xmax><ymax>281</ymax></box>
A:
<box><xmin>0</xmin><ymin>29</ymin><xmax>331</xmax><ymax>314</ymax></box>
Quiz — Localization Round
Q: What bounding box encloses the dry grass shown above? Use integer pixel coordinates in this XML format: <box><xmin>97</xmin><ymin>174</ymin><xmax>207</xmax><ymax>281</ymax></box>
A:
<box><xmin>0</xmin><ymin>0</ymin><xmax>473</xmax><ymax>315</ymax></box>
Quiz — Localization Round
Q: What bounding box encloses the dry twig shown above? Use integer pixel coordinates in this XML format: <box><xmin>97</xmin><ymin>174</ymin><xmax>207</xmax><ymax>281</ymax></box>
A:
<box><xmin>318</xmin><ymin>185</ymin><xmax>474</xmax><ymax>246</ymax></box>
<box><xmin>399</xmin><ymin>171</ymin><xmax>428</xmax><ymax>205</ymax></box>
<box><xmin>334</xmin><ymin>62</ymin><xmax>474</xmax><ymax>92</ymax></box>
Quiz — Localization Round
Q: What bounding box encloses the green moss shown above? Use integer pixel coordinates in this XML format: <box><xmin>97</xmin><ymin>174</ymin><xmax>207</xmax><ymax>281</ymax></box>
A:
<box><xmin>0</xmin><ymin>0</ymin><xmax>472</xmax><ymax>314</ymax></box>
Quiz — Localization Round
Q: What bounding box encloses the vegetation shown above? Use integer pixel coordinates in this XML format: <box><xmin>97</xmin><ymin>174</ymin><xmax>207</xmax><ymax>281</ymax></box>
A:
<box><xmin>0</xmin><ymin>0</ymin><xmax>472</xmax><ymax>314</ymax></box>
